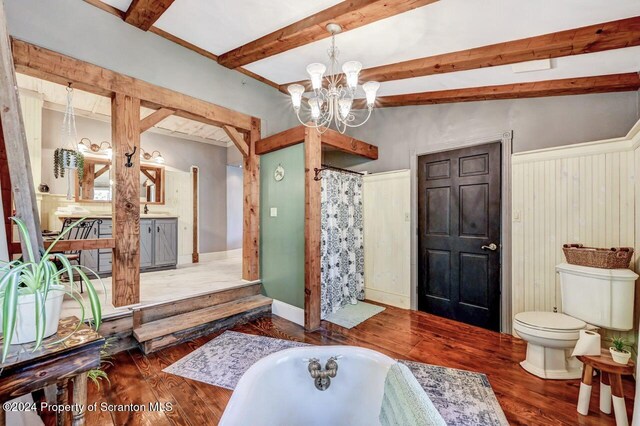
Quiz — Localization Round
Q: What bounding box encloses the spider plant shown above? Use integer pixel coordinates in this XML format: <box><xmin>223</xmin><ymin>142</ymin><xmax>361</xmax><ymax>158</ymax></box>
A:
<box><xmin>0</xmin><ymin>217</ymin><xmax>104</xmax><ymax>362</ymax></box>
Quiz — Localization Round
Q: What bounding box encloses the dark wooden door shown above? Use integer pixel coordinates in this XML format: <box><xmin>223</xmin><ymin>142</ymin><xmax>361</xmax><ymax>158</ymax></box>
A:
<box><xmin>418</xmin><ymin>142</ymin><xmax>501</xmax><ymax>331</ymax></box>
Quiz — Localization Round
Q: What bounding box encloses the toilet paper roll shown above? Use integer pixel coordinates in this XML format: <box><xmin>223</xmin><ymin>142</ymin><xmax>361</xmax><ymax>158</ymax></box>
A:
<box><xmin>571</xmin><ymin>330</ymin><xmax>601</xmax><ymax>357</ymax></box>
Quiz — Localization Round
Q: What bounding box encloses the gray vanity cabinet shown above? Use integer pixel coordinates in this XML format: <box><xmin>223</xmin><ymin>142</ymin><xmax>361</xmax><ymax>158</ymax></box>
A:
<box><xmin>78</xmin><ymin>217</ymin><xmax>177</xmax><ymax>276</ymax></box>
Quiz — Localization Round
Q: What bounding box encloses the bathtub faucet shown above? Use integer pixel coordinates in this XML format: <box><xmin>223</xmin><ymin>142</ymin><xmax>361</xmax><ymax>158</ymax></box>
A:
<box><xmin>307</xmin><ymin>357</ymin><xmax>339</xmax><ymax>391</ymax></box>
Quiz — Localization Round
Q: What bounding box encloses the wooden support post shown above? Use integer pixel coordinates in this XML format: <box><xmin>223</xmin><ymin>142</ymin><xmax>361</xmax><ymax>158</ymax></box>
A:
<box><xmin>192</xmin><ymin>166</ymin><xmax>199</xmax><ymax>263</ymax></box>
<box><xmin>242</xmin><ymin>118</ymin><xmax>260</xmax><ymax>281</ymax></box>
<box><xmin>0</xmin><ymin>120</ymin><xmax>13</xmax><ymax>257</ymax></box>
<box><xmin>111</xmin><ymin>93</ymin><xmax>141</xmax><ymax>307</ymax></box>
<box><xmin>304</xmin><ymin>128</ymin><xmax>322</xmax><ymax>331</ymax></box>
<box><xmin>0</xmin><ymin>0</ymin><xmax>42</xmax><ymax>260</ymax></box>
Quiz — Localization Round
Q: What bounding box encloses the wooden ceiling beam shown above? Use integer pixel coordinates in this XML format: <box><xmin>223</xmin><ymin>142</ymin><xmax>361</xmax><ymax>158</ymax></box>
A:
<box><xmin>218</xmin><ymin>0</ymin><xmax>439</xmax><ymax>69</ymax></box>
<box><xmin>223</xmin><ymin>125</ymin><xmax>249</xmax><ymax>157</ymax></box>
<box><xmin>11</xmin><ymin>38</ymin><xmax>255</xmax><ymax>131</ymax></box>
<box><xmin>321</xmin><ymin>128</ymin><xmax>378</xmax><ymax>160</ymax></box>
<box><xmin>355</xmin><ymin>73</ymin><xmax>640</xmax><ymax>108</ymax></box>
<box><xmin>282</xmin><ymin>16</ymin><xmax>640</xmax><ymax>91</ymax></box>
<box><xmin>140</xmin><ymin>107</ymin><xmax>175</xmax><ymax>133</ymax></box>
<box><xmin>255</xmin><ymin>126</ymin><xmax>306</xmax><ymax>155</ymax></box>
<box><xmin>124</xmin><ymin>0</ymin><xmax>175</xmax><ymax>31</ymax></box>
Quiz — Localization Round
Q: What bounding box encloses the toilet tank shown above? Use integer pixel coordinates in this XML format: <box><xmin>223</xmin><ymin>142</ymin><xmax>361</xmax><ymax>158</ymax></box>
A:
<box><xmin>557</xmin><ymin>263</ymin><xmax>638</xmax><ymax>331</ymax></box>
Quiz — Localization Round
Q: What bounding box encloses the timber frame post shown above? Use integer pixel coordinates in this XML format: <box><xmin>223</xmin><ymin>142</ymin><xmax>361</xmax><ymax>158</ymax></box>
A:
<box><xmin>242</xmin><ymin>118</ymin><xmax>261</xmax><ymax>281</ymax></box>
<box><xmin>304</xmin><ymin>128</ymin><xmax>322</xmax><ymax>331</ymax></box>
<box><xmin>111</xmin><ymin>93</ymin><xmax>141</xmax><ymax>307</ymax></box>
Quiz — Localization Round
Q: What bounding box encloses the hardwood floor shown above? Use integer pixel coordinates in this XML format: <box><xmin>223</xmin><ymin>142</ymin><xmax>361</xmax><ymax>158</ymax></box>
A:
<box><xmin>74</xmin><ymin>304</ymin><xmax>634</xmax><ymax>426</ymax></box>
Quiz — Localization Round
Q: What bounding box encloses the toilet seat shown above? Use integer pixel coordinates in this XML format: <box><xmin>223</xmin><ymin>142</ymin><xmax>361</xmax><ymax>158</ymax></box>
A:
<box><xmin>514</xmin><ymin>311</ymin><xmax>586</xmax><ymax>332</ymax></box>
<box><xmin>514</xmin><ymin>312</ymin><xmax>586</xmax><ymax>341</ymax></box>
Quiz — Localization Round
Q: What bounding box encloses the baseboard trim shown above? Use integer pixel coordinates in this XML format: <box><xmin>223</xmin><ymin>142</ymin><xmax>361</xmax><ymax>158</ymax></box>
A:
<box><xmin>364</xmin><ymin>287</ymin><xmax>410</xmax><ymax>309</ymax></box>
<box><xmin>179</xmin><ymin>249</ymin><xmax>242</xmax><ymax>265</ymax></box>
<box><xmin>271</xmin><ymin>299</ymin><xmax>304</xmax><ymax>327</ymax></box>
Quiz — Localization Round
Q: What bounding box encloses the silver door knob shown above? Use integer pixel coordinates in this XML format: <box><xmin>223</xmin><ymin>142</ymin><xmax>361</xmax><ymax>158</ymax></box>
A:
<box><xmin>481</xmin><ymin>243</ymin><xmax>498</xmax><ymax>251</ymax></box>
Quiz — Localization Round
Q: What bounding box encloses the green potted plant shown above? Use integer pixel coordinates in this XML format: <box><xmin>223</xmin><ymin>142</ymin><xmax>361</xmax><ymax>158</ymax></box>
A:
<box><xmin>609</xmin><ymin>337</ymin><xmax>631</xmax><ymax>365</ymax></box>
<box><xmin>0</xmin><ymin>217</ymin><xmax>103</xmax><ymax>362</ymax></box>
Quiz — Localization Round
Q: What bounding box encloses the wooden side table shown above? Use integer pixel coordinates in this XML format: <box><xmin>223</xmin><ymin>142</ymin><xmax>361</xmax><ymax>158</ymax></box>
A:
<box><xmin>577</xmin><ymin>349</ymin><xmax>635</xmax><ymax>426</ymax></box>
<box><xmin>0</xmin><ymin>317</ymin><xmax>104</xmax><ymax>426</ymax></box>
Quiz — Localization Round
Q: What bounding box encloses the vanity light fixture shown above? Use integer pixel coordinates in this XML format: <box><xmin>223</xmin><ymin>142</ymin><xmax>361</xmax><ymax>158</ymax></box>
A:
<box><xmin>140</xmin><ymin>148</ymin><xmax>165</xmax><ymax>164</ymax></box>
<box><xmin>78</xmin><ymin>138</ymin><xmax>112</xmax><ymax>158</ymax></box>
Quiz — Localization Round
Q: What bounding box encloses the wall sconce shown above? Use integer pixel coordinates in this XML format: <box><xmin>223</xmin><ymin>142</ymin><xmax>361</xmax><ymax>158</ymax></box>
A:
<box><xmin>78</xmin><ymin>138</ymin><xmax>112</xmax><ymax>158</ymax></box>
<box><xmin>140</xmin><ymin>148</ymin><xmax>165</xmax><ymax>164</ymax></box>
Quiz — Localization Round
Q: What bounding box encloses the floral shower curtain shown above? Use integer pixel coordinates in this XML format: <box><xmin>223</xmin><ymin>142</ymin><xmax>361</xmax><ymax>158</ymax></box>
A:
<box><xmin>320</xmin><ymin>169</ymin><xmax>365</xmax><ymax>319</ymax></box>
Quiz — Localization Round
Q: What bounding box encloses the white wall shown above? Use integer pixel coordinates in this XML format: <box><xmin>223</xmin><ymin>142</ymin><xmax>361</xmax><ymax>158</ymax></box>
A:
<box><xmin>363</xmin><ymin>170</ymin><xmax>411</xmax><ymax>308</ymax></box>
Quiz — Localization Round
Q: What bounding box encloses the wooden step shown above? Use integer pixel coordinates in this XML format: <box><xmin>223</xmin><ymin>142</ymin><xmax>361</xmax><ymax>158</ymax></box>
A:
<box><xmin>133</xmin><ymin>294</ymin><xmax>272</xmax><ymax>350</ymax></box>
<box><xmin>132</xmin><ymin>282</ymin><xmax>262</xmax><ymax>328</ymax></box>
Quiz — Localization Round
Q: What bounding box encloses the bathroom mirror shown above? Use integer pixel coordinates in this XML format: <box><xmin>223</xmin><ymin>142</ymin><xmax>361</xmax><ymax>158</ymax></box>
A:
<box><xmin>75</xmin><ymin>158</ymin><xmax>165</xmax><ymax>204</ymax></box>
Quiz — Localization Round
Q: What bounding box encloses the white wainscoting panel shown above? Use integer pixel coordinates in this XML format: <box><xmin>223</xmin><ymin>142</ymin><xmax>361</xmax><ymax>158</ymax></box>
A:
<box><xmin>512</xmin><ymin>129</ymin><xmax>638</xmax><ymax>341</ymax></box>
<box><xmin>363</xmin><ymin>170</ymin><xmax>411</xmax><ymax>309</ymax></box>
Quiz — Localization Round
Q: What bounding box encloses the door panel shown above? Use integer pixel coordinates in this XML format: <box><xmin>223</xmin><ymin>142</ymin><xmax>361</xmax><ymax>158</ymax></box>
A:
<box><xmin>418</xmin><ymin>142</ymin><xmax>501</xmax><ymax>331</ymax></box>
<box><xmin>140</xmin><ymin>219</ymin><xmax>153</xmax><ymax>268</ymax></box>
<box><xmin>154</xmin><ymin>219</ymin><xmax>178</xmax><ymax>266</ymax></box>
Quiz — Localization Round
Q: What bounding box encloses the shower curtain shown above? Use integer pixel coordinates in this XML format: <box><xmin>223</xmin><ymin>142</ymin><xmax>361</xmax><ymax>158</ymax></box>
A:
<box><xmin>320</xmin><ymin>169</ymin><xmax>365</xmax><ymax>319</ymax></box>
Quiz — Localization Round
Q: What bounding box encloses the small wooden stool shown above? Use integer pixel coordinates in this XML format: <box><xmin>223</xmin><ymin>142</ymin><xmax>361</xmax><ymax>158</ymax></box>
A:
<box><xmin>577</xmin><ymin>349</ymin><xmax>635</xmax><ymax>426</ymax></box>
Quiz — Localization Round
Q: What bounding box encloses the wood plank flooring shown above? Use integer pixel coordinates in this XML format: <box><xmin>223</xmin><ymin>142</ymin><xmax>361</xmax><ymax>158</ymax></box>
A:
<box><xmin>75</xmin><ymin>304</ymin><xmax>634</xmax><ymax>425</ymax></box>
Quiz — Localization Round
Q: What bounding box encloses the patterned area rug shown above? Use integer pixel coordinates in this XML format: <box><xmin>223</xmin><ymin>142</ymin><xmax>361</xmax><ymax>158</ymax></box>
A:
<box><xmin>325</xmin><ymin>302</ymin><xmax>385</xmax><ymax>329</ymax></box>
<box><xmin>164</xmin><ymin>331</ymin><xmax>509</xmax><ymax>426</ymax></box>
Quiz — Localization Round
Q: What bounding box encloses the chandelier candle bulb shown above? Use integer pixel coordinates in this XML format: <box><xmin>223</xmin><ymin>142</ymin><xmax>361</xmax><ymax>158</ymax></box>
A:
<box><xmin>309</xmin><ymin>97</ymin><xmax>322</xmax><ymax>119</ymax></box>
<box><xmin>338</xmin><ymin>99</ymin><xmax>352</xmax><ymax>119</ymax></box>
<box><xmin>306</xmin><ymin>63</ymin><xmax>326</xmax><ymax>90</ymax></box>
<box><xmin>342</xmin><ymin>61</ymin><xmax>362</xmax><ymax>90</ymax></box>
<box><xmin>287</xmin><ymin>84</ymin><xmax>305</xmax><ymax>110</ymax></box>
<box><xmin>363</xmin><ymin>81</ymin><xmax>381</xmax><ymax>106</ymax></box>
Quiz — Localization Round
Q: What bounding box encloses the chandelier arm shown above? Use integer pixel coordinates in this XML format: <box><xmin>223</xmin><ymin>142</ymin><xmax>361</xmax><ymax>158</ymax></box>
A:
<box><xmin>343</xmin><ymin>107</ymin><xmax>373</xmax><ymax>128</ymax></box>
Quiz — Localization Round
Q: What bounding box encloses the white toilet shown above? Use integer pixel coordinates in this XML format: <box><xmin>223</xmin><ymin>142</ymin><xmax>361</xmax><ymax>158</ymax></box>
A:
<box><xmin>514</xmin><ymin>263</ymin><xmax>638</xmax><ymax>380</ymax></box>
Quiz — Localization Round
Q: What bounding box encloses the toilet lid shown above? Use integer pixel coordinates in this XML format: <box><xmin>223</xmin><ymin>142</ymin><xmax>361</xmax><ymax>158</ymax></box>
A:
<box><xmin>514</xmin><ymin>311</ymin><xmax>586</xmax><ymax>331</ymax></box>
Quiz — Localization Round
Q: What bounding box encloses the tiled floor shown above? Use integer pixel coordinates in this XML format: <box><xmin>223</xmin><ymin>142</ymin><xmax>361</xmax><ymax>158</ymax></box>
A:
<box><xmin>61</xmin><ymin>252</ymin><xmax>250</xmax><ymax>319</ymax></box>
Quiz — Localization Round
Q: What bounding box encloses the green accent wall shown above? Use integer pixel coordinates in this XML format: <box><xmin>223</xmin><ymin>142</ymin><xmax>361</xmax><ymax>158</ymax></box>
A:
<box><xmin>260</xmin><ymin>144</ymin><xmax>305</xmax><ymax>308</ymax></box>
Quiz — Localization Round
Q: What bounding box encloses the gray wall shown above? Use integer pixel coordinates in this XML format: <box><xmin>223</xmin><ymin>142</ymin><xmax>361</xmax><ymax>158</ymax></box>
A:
<box><xmin>41</xmin><ymin>109</ymin><xmax>231</xmax><ymax>253</ymax></box>
<box><xmin>5</xmin><ymin>0</ymin><xmax>298</xmax><ymax>138</ymax></box>
<box><xmin>327</xmin><ymin>92</ymin><xmax>640</xmax><ymax>173</ymax></box>
<box><xmin>226</xmin><ymin>165</ymin><xmax>243</xmax><ymax>250</ymax></box>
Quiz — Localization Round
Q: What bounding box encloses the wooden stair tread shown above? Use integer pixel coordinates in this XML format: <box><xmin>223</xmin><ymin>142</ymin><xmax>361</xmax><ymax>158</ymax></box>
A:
<box><xmin>133</xmin><ymin>294</ymin><xmax>272</xmax><ymax>342</ymax></box>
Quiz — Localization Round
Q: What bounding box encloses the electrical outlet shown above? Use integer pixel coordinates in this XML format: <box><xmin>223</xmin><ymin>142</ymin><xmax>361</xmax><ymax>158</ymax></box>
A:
<box><xmin>270</xmin><ymin>207</ymin><xmax>278</xmax><ymax>217</ymax></box>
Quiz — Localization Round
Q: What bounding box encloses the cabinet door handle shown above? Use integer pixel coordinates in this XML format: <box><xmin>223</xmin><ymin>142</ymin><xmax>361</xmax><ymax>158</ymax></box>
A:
<box><xmin>157</xmin><ymin>226</ymin><xmax>160</xmax><ymax>233</ymax></box>
<box><xmin>148</xmin><ymin>227</ymin><xmax>151</xmax><ymax>233</ymax></box>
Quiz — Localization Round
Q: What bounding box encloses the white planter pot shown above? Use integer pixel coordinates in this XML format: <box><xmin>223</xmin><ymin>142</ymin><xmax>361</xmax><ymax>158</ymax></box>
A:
<box><xmin>0</xmin><ymin>286</ymin><xmax>65</xmax><ymax>345</ymax></box>
<box><xmin>610</xmin><ymin>347</ymin><xmax>632</xmax><ymax>365</ymax></box>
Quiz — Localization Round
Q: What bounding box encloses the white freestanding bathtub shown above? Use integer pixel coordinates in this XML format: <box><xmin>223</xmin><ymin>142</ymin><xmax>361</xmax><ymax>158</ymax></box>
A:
<box><xmin>219</xmin><ymin>346</ymin><xmax>397</xmax><ymax>426</ymax></box>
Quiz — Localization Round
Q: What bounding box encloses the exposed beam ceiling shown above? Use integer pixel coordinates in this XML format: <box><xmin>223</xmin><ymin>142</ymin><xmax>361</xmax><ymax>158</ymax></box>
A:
<box><xmin>125</xmin><ymin>0</ymin><xmax>175</xmax><ymax>31</ymax></box>
<box><xmin>357</xmin><ymin>73</ymin><xmax>640</xmax><ymax>108</ymax></box>
<box><xmin>11</xmin><ymin>38</ymin><xmax>254</xmax><ymax>131</ymax></box>
<box><xmin>218</xmin><ymin>0</ymin><xmax>439</xmax><ymax>69</ymax></box>
<box><xmin>282</xmin><ymin>16</ymin><xmax>640</xmax><ymax>91</ymax></box>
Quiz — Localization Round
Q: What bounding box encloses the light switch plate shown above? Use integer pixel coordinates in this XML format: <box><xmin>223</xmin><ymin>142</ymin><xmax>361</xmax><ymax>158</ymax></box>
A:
<box><xmin>270</xmin><ymin>207</ymin><xmax>278</xmax><ymax>217</ymax></box>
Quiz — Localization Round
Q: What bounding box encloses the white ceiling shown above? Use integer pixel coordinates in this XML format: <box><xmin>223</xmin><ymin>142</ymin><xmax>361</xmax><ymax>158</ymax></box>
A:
<box><xmin>101</xmin><ymin>0</ymin><xmax>640</xmax><ymax>97</ymax></box>
<box><xmin>16</xmin><ymin>74</ymin><xmax>233</xmax><ymax>147</ymax></box>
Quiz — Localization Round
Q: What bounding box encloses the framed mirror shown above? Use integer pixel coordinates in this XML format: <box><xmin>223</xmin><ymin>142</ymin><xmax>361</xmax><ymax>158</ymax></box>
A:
<box><xmin>75</xmin><ymin>159</ymin><xmax>165</xmax><ymax>204</ymax></box>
